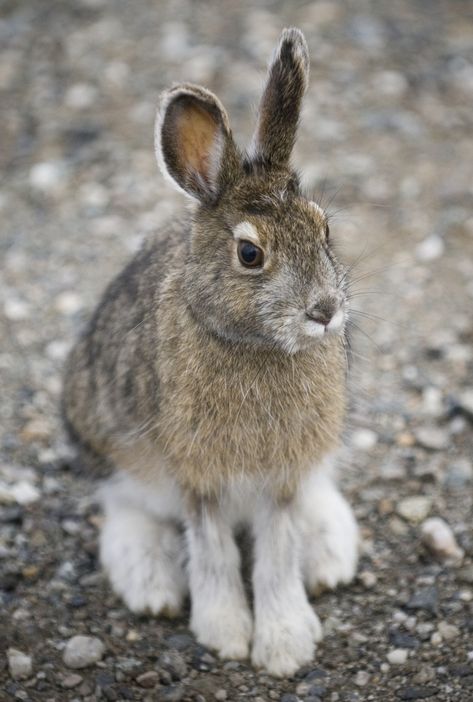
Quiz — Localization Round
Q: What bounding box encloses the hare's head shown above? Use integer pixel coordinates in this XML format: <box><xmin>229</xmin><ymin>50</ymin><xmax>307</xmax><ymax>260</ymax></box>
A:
<box><xmin>156</xmin><ymin>28</ymin><xmax>348</xmax><ymax>354</ymax></box>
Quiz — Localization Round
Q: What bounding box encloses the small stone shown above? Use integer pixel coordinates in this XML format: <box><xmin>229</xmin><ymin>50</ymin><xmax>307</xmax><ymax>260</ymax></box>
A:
<box><xmin>61</xmin><ymin>673</ymin><xmax>83</xmax><ymax>689</ymax></box>
<box><xmin>406</xmin><ymin>587</ymin><xmax>438</xmax><ymax>615</ymax></box>
<box><xmin>63</xmin><ymin>635</ymin><xmax>105</xmax><ymax>669</ymax></box>
<box><xmin>29</xmin><ymin>161</ymin><xmax>65</xmax><ymax>192</ymax></box>
<box><xmin>158</xmin><ymin>650</ymin><xmax>187</xmax><ymax>680</ymax></box>
<box><xmin>351</xmin><ymin>429</ymin><xmax>377</xmax><ymax>450</ymax></box>
<box><xmin>156</xmin><ymin>684</ymin><xmax>185</xmax><ymax>702</ymax></box>
<box><xmin>421</xmin><ymin>517</ymin><xmax>464</xmax><ymax>562</ymax></box>
<box><xmin>136</xmin><ymin>671</ymin><xmax>159</xmax><ymax>689</ymax></box>
<box><xmin>437</xmin><ymin>621</ymin><xmax>460</xmax><ymax>640</ymax></box>
<box><xmin>444</xmin><ymin>458</ymin><xmax>473</xmax><ymax>488</ymax></box>
<box><xmin>415</xmin><ymin>235</ymin><xmax>444</xmax><ymax>262</ymax></box>
<box><xmin>65</xmin><ymin>83</ymin><xmax>98</xmax><ymax>109</ymax></box>
<box><xmin>430</xmin><ymin>631</ymin><xmax>442</xmax><ymax>646</ymax></box>
<box><xmin>457</xmin><ymin>565</ymin><xmax>473</xmax><ymax>584</ymax></box>
<box><xmin>359</xmin><ymin>570</ymin><xmax>377</xmax><ymax>588</ymax></box>
<box><xmin>0</xmin><ymin>480</ymin><xmax>40</xmax><ymax>505</ymax></box>
<box><xmin>387</xmin><ymin>648</ymin><xmax>408</xmax><ymax>665</ymax></box>
<box><xmin>412</xmin><ymin>665</ymin><xmax>436</xmax><ymax>684</ymax></box>
<box><xmin>457</xmin><ymin>389</ymin><xmax>473</xmax><ymax>419</ymax></box>
<box><xmin>397</xmin><ymin>686</ymin><xmax>439</xmax><ymax>700</ymax></box>
<box><xmin>7</xmin><ymin>649</ymin><xmax>32</xmax><ymax>680</ymax></box>
<box><xmin>415</xmin><ymin>427</ymin><xmax>449</xmax><ymax>451</ymax></box>
<box><xmin>215</xmin><ymin>690</ymin><xmax>228</xmax><ymax>701</ymax></box>
<box><xmin>354</xmin><ymin>670</ymin><xmax>370</xmax><ymax>686</ymax></box>
<box><xmin>4</xmin><ymin>299</ymin><xmax>30</xmax><ymax>321</ymax></box>
<box><xmin>55</xmin><ymin>292</ymin><xmax>83</xmax><ymax>315</ymax></box>
<box><xmin>397</xmin><ymin>496</ymin><xmax>432</xmax><ymax>523</ymax></box>
<box><xmin>20</xmin><ymin>416</ymin><xmax>52</xmax><ymax>442</ymax></box>
<box><xmin>280</xmin><ymin>696</ymin><xmax>300</xmax><ymax>702</ymax></box>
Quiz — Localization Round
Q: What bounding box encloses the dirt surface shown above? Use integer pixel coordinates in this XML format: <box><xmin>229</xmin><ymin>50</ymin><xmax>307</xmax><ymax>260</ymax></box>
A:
<box><xmin>1</xmin><ymin>1</ymin><xmax>473</xmax><ymax>700</ymax></box>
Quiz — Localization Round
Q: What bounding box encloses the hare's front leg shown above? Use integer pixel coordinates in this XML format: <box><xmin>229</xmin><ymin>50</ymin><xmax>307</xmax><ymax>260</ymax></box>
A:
<box><xmin>186</xmin><ymin>501</ymin><xmax>252</xmax><ymax>660</ymax></box>
<box><xmin>251</xmin><ymin>499</ymin><xmax>323</xmax><ymax>677</ymax></box>
<box><xmin>299</xmin><ymin>469</ymin><xmax>359</xmax><ymax>594</ymax></box>
<box><xmin>99</xmin><ymin>473</ymin><xmax>188</xmax><ymax>616</ymax></box>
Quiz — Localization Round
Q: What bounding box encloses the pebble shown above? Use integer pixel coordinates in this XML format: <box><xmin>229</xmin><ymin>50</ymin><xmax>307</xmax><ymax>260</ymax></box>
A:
<box><xmin>4</xmin><ymin>298</ymin><xmax>30</xmax><ymax>321</ymax></box>
<box><xmin>457</xmin><ymin>389</ymin><xmax>473</xmax><ymax>419</ymax></box>
<box><xmin>397</xmin><ymin>686</ymin><xmax>439</xmax><ymax>700</ymax></box>
<box><xmin>29</xmin><ymin>161</ymin><xmax>65</xmax><ymax>192</ymax></box>
<box><xmin>396</xmin><ymin>496</ymin><xmax>432</xmax><ymax>523</ymax></box>
<box><xmin>215</xmin><ymin>691</ymin><xmax>228</xmax><ymax>701</ymax></box>
<box><xmin>63</xmin><ymin>635</ymin><xmax>105</xmax><ymax>669</ymax></box>
<box><xmin>406</xmin><ymin>587</ymin><xmax>438</xmax><ymax>615</ymax></box>
<box><xmin>387</xmin><ymin>648</ymin><xmax>409</xmax><ymax>665</ymax></box>
<box><xmin>0</xmin><ymin>479</ymin><xmax>40</xmax><ymax>505</ymax></box>
<box><xmin>156</xmin><ymin>684</ymin><xmax>185</xmax><ymax>702</ymax></box>
<box><xmin>437</xmin><ymin>621</ymin><xmax>460</xmax><ymax>640</ymax></box>
<box><xmin>354</xmin><ymin>670</ymin><xmax>370</xmax><ymax>686</ymax></box>
<box><xmin>444</xmin><ymin>458</ymin><xmax>473</xmax><ymax>488</ymax></box>
<box><xmin>351</xmin><ymin>428</ymin><xmax>377</xmax><ymax>450</ymax></box>
<box><xmin>7</xmin><ymin>648</ymin><xmax>33</xmax><ymax>680</ymax></box>
<box><xmin>359</xmin><ymin>570</ymin><xmax>377</xmax><ymax>588</ymax></box>
<box><xmin>61</xmin><ymin>673</ymin><xmax>83</xmax><ymax>688</ymax></box>
<box><xmin>158</xmin><ymin>650</ymin><xmax>187</xmax><ymax>680</ymax></box>
<box><xmin>415</xmin><ymin>234</ymin><xmax>444</xmax><ymax>262</ymax></box>
<box><xmin>415</xmin><ymin>427</ymin><xmax>449</xmax><ymax>451</ymax></box>
<box><xmin>55</xmin><ymin>291</ymin><xmax>83</xmax><ymax>315</ymax></box>
<box><xmin>421</xmin><ymin>517</ymin><xmax>464</xmax><ymax>561</ymax></box>
<box><xmin>457</xmin><ymin>565</ymin><xmax>473</xmax><ymax>584</ymax></box>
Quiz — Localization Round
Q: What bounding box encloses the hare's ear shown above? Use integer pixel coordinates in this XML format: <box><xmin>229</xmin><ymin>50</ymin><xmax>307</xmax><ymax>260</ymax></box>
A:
<box><xmin>156</xmin><ymin>84</ymin><xmax>241</xmax><ymax>203</ymax></box>
<box><xmin>249</xmin><ymin>28</ymin><xmax>309</xmax><ymax>168</ymax></box>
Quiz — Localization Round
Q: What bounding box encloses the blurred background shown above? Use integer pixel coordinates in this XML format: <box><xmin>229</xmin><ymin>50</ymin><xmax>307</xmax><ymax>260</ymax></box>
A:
<box><xmin>1</xmin><ymin>1</ymin><xmax>473</xmax><ymax>700</ymax></box>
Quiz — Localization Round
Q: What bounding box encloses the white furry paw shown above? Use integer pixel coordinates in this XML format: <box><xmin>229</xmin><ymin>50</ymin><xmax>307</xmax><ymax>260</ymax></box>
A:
<box><xmin>301</xmin><ymin>479</ymin><xmax>359</xmax><ymax>594</ymax></box>
<box><xmin>100</xmin><ymin>510</ymin><xmax>187</xmax><ymax>617</ymax></box>
<box><xmin>191</xmin><ymin>598</ymin><xmax>253</xmax><ymax>660</ymax></box>
<box><xmin>252</xmin><ymin>599</ymin><xmax>322</xmax><ymax>677</ymax></box>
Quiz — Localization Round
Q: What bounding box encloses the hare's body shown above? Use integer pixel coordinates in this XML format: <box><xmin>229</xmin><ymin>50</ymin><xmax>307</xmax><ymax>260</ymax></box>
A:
<box><xmin>65</xmin><ymin>224</ymin><xmax>346</xmax><ymax>496</ymax></box>
<box><xmin>64</xmin><ymin>28</ymin><xmax>359</xmax><ymax>677</ymax></box>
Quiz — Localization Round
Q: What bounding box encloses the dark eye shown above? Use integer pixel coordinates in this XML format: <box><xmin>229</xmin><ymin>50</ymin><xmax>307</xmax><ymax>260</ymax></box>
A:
<box><xmin>325</xmin><ymin>223</ymin><xmax>330</xmax><ymax>240</ymax></box>
<box><xmin>237</xmin><ymin>240</ymin><xmax>264</xmax><ymax>268</ymax></box>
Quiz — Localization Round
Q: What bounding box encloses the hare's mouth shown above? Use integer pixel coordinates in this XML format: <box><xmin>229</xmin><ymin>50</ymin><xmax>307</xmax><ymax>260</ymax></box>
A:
<box><xmin>303</xmin><ymin>308</ymin><xmax>345</xmax><ymax>339</ymax></box>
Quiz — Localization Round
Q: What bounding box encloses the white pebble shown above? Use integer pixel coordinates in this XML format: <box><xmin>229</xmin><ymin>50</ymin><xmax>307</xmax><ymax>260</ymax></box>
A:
<box><xmin>29</xmin><ymin>161</ymin><xmax>65</xmax><ymax>192</ymax></box>
<box><xmin>352</xmin><ymin>428</ymin><xmax>378</xmax><ymax>450</ymax></box>
<box><xmin>397</xmin><ymin>496</ymin><xmax>432</xmax><ymax>523</ymax></box>
<box><xmin>387</xmin><ymin>649</ymin><xmax>408</xmax><ymax>665</ymax></box>
<box><xmin>7</xmin><ymin>648</ymin><xmax>33</xmax><ymax>680</ymax></box>
<box><xmin>65</xmin><ymin>83</ymin><xmax>98</xmax><ymax>109</ymax></box>
<box><xmin>4</xmin><ymin>299</ymin><xmax>30</xmax><ymax>321</ymax></box>
<box><xmin>421</xmin><ymin>517</ymin><xmax>464</xmax><ymax>562</ymax></box>
<box><xmin>415</xmin><ymin>235</ymin><xmax>444</xmax><ymax>262</ymax></box>
<box><xmin>354</xmin><ymin>670</ymin><xmax>370</xmax><ymax>686</ymax></box>
<box><xmin>55</xmin><ymin>292</ymin><xmax>83</xmax><ymax>315</ymax></box>
<box><xmin>63</xmin><ymin>635</ymin><xmax>105</xmax><ymax>669</ymax></box>
<box><xmin>437</xmin><ymin>621</ymin><xmax>460</xmax><ymax>641</ymax></box>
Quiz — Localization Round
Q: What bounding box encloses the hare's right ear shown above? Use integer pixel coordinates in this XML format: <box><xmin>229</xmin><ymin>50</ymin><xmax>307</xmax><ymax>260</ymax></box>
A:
<box><xmin>249</xmin><ymin>28</ymin><xmax>309</xmax><ymax>168</ymax></box>
<box><xmin>156</xmin><ymin>84</ymin><xmax>241</xmax><ymax>203</ymax></box>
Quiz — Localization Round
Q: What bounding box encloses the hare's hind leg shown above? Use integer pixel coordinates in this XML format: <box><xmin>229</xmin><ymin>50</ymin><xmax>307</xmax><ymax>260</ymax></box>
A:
<box><xmin>299</xmin><ymin>465</ymin><xmax>359</xmax><ymax>595</ymax></box>
<box><xmin>99</xmin><ymin>471</ymin><xmax>188</xmax><ymax>616</ymax></box>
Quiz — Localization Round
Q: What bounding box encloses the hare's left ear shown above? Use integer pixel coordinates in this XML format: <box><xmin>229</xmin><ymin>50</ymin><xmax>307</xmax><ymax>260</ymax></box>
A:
<box><xmin>249</xmin><ymin>28</ymin><xmax>309</xmax><ymax>168</ymax></box>
<box><xmin>156</xmin><ymin>83</ymin><xmax>241</xmax><ymax>203</ymax></box>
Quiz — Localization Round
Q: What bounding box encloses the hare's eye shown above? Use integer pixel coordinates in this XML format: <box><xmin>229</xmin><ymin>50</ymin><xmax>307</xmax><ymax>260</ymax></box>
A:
<box><xmin>325</xmin><ymin>224</ymin><xmax>330</xmax><ymax>240</ymax></box>
<box><xmin>237</xmin><ymin>240</ymin><xmax>264</xmax><ymax>268</ymax></box>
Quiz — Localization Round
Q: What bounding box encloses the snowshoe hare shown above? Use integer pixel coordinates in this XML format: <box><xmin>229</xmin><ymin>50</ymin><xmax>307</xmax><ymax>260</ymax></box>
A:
<box><xmin>63</xmin><ymin>28</ymin><xmax>359</xmax><ymax>677</ymax></box>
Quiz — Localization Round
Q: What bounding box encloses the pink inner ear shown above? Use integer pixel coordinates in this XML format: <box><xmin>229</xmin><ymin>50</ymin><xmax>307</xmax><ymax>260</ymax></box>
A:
<box><xmin>175</xmin><ymin>103</ymin><xmax>220</xmax><ymax>185</ymax></box>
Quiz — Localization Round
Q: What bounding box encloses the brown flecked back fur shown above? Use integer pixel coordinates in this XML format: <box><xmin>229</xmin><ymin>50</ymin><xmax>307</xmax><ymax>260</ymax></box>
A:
<box><xmin>63</xmin><ymin>28</ymin><xmax>349</xmax><ymax>501</ymax></box>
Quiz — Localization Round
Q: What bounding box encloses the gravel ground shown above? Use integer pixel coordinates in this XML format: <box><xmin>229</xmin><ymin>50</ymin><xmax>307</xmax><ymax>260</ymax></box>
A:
<box><xmin>1</xmin><ymin>1</ymin><xmax>473</xmax><ymax>700</ymax></box>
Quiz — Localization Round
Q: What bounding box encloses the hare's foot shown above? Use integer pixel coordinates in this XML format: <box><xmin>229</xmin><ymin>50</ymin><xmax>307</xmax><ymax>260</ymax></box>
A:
<box><xmin>300</xmin><ymin>471</ymin><xmax>359</xmax><ymax>595</ymax></box>
<box><xmin>251</xmin><ymin>499</ymin><xmax>322</xmax><ymax>677</ymax></box>
<box><xmin>187</xmin><ymin>505</ymin><xmax>252</xmax><ymax>660</ymax></box>
<box><xmin>252</xmin><ymin>593</ymin><xmax>322</xmax><ymax>677</ymax></box>
<box><xmin>100</xmin><ymin>494</ymin><xmax>187</xmax><ymax>616</ymax></box>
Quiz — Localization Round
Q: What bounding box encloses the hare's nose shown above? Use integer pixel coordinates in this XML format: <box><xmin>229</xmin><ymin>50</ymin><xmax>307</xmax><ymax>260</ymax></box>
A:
<box><xmin>305</xmin><ymin>308</ymin><xmax>333</xmax><ymax>326</ymax></box>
